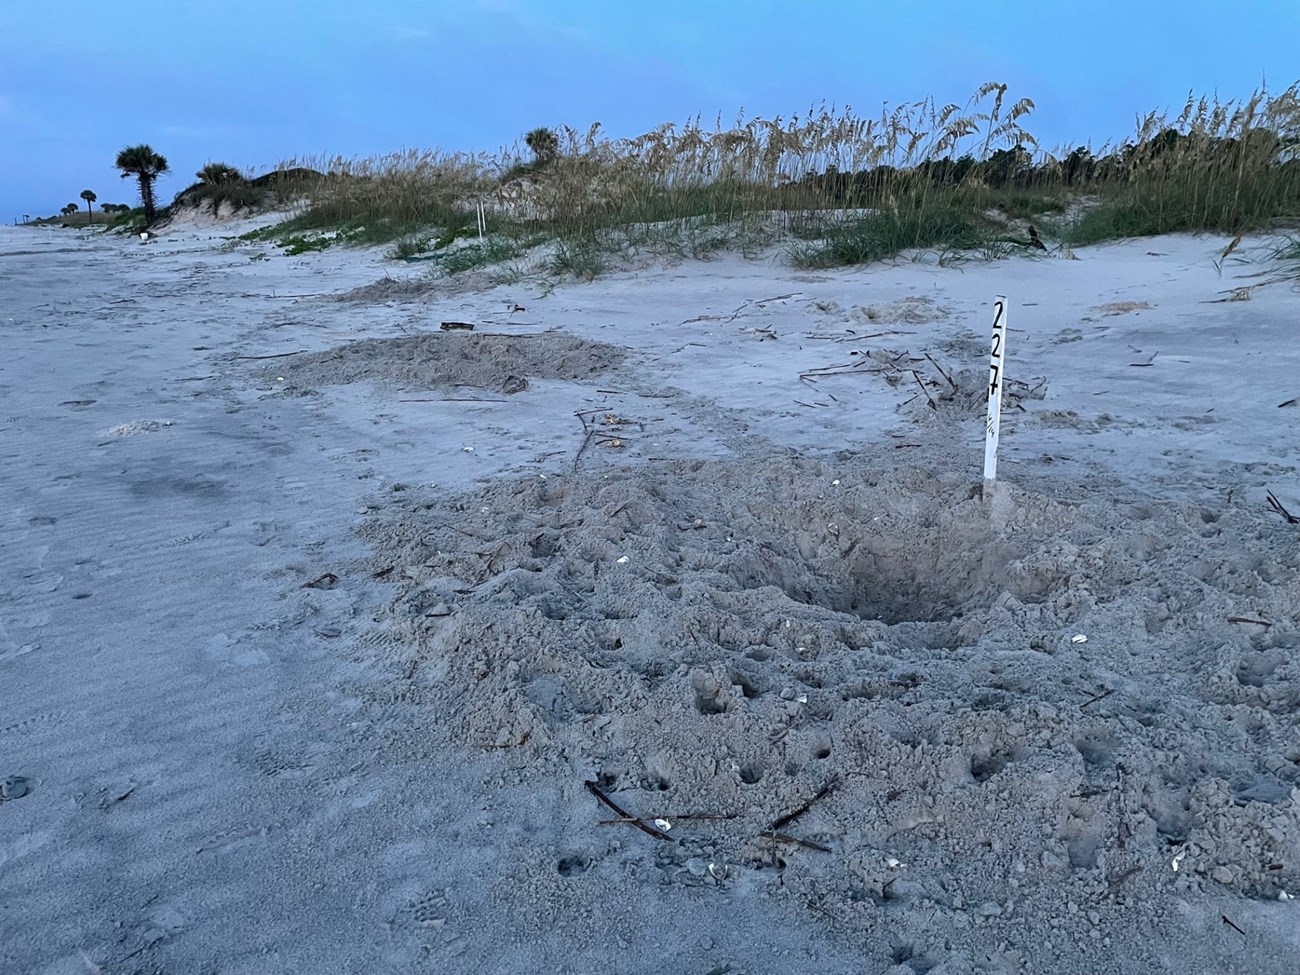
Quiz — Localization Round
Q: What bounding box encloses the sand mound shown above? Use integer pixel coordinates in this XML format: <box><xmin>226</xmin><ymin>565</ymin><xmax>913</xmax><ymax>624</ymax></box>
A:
<box><xmin>351</xmin><ymin>451</ymin><xmax>1300</xmax><ymax>965</ymax></box>
<box><xmin>274</xmin><ymin>331</ymin><xmax>625</xmax><ymax>394</ymax></box>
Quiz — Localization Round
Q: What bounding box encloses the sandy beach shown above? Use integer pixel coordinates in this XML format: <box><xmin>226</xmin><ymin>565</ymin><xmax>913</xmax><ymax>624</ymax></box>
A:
<box><xmin>2</xmin><ymin>221</ymin><xmax>1298</xmax><ymax>974</ymax></box>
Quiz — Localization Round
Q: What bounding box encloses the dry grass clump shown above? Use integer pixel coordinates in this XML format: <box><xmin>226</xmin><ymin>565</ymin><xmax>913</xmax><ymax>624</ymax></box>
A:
<box><xmin>1057</xmin><ymin>85</ymin><xmax>1300</xmax><ymax>242</ymax></box>
<box><xmin>270</xmin><ymin>149</ymin><xmax>496</xmax><ymax>245</ymax></box>
<box><xmin>263</xmin><ymin>81</ymin><xmax>1300</xmax><ymax>274</ymax></box>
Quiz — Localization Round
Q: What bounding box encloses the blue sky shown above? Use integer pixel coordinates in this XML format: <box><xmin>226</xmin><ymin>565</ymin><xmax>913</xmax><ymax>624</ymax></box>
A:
<box><xmin>2</xmin><ymin>0</ymin><xmax>1296</xmax><ymax>221</ymax></box>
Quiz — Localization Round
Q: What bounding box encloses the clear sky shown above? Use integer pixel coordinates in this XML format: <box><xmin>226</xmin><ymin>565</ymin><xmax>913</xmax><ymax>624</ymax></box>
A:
<box><xmin>2</xmin><ymin>0</ymin><xmax>1297</xmax><ymax>221</ymax></box>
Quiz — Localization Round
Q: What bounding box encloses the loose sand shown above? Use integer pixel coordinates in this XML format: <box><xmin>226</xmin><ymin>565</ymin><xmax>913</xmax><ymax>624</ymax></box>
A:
<box><xmin>1</xmin><ymin>221</ymin><xmax>1297</xmax><ymax>974</ymax></box>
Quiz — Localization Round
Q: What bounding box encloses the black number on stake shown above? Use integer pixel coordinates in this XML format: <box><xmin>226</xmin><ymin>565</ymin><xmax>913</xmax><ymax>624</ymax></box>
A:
<box><xmin>989</xmin><ymin>299</ymin><xmax>1006</xmax><ymax>398</ymax></box>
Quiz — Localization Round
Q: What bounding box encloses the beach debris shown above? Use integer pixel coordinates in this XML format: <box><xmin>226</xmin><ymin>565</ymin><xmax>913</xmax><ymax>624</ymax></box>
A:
<box><xmin>302</xmin><ymin>572</ymin><xmax>338</xmax><ymax>590</ymax></box>
<box><xmin>1280</xmin><ymin>891</ymin><xmax>1293</xmax><ymax>901</ymax></box>
<box><xmin>463</xmin><ymin>446</ymin><xmax>475</xmax><ymax>452</ymax></box>
<box><xmin>681</xmin><ymin>292</ymin><xmax>801</xmax><ymax>325</ymax></box>
<box><xmin>1279</xmin><ymin>398</ymin><xmax>1297</xmax><ymax>408</ymax></box>
<box><xmin>764</xmin><ymin>777</ymin><xmax>837</xmax><ymax>856</ymax></box>
<box><xmin>400</xmin><ymin>397</ymin><xmax>508</xmax><ymax>403</ymax></box>
<box><xmin>1221</xmin><ymin>915</ymin><xmax>1246</xmax><ymax>937</ymax></box>
<box><xmin>439</xmin><ymin>321</ymin><xmax>476</xmax><ymax>331</ymax></box>
<box><xmin>1093</xmin><ymin>301</ymin><xmax>1152</xmax><ymax>316</ymax></box>
<box><xmin>1171</xmin><ymin>849</ymin><xmax>1187</xmax><ymax>872</ymax></box>
<box><xmin>616</xmin><ymin>556</ymin><xmax>629</xmax><ymax>564</ymax></box>
<box><xmin>1079</xmin><ymin>688</ymin><xmax>1115</xmax><ymax>710</ymax></box>
<box><xmin>233</xmin><ymin>350</ymin><xmax>306</xmax><ymax>360</ymax></box>
<box><xmin>597</xmin><ymin>813</ymin><xmax>732</xmax><ymax>829</ymax></box>
<box><xmin>1071</xmin><ymin>634</ymin><xmax>1088</xmax><ymax>644</ymax></box>
<box><xmin>911</xmin><ymin>370</ymin><xmax>938</xmax><ymax>409</ymax></box>
<box><xmin>1265</xmin><ymin>490</ymin><xmax>1298</xmax><ymax>524</ymax></box>
<box><xmin>1227</xmin><ymin>616</ymin><xmax>1273</xmax><ymax>627</ymax></box>
<box><xmin>767</xmin><ymin>832</ymin><xmax>832</xmax><ymax>853</ymax></box>
<box><xmin>583</xmin><ymin>781</ymin><xmax>673</xmax><ymax>842</ymax></box>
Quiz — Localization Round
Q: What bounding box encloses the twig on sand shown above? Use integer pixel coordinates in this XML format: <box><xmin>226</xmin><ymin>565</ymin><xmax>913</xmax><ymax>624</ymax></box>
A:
<box><xmin>597</xmin><ymin>813</ymin><xmax>735</xmax><ymax>826</ymax></box>
<box><xmin>799</xmin><ymin>361</ymin><xmax>880</xmax><ymax>381</ymax></box>
<box><xmin>924</xmin><ymin>352</ymin><xmax>958</xmax><ymax>391</ymax></box>
<box><xmin>767</xmin><ymin>832</ymin><xmax>831</xmax><ymax>853</ymax></box>
<box><xmin>1266</xmin><ymin>490</ymin><xmax>1299</xmax><ymax>524</ymax></box>
<box><xmin>583</xmin><ymin>781</ymin><xmax>673</xmax><ymax>841</ymax></box>
<box><xmin>400</xmin><ymin>397</ymin><xmax>508</xmax><ymax>403</ymax></box>
<box><xmin>681</xmin><ymin>292</ymin><xmax>802</xmax><ymax>325</ymax></box>
<box><xmin>1227</xmin><ymin>615</ymin><xmax>1273</xmax><ymax>627</ymax></box>
<box><xmin>1079</xmin><ymin>688</ymin><xmax>1115</xmax><ymax>710</ymax></box>
<box><xmin>771</xmin><ymin>779</ymin><xmax>837</xmax><ymax>832</ymax></box>
<box><xmin>1221</xmin><ymin>915</ymin><xmax>1246</xmax><ymax>938</ymax></box>
<box><xmin>911</xmin><ymin>370</ymin><xmax>938</xmax><ymax>409</ymax></box>
<box><xmin>233</xmin><ymin>350</ymin><xmax>306</xmax><ymax>360</ymax></box>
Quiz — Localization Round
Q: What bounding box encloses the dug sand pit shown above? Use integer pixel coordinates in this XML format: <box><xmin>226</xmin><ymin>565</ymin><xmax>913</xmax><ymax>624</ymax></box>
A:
<box><xmin>353</xmin><ymin>449</ymin><xmax>1300</xmax><ymax>969</ymax></box>
<box><xmin>275</xmin><ymin>330</ymin><xmax>625</xmax><ymax>395</ymax></box>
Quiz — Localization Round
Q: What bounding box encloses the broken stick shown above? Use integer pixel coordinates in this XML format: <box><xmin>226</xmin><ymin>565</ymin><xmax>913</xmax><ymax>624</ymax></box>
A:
<box><xmin>583</xmin><ymin>781</ymin><xmax>673</xmax><ymax>841</ymax></box>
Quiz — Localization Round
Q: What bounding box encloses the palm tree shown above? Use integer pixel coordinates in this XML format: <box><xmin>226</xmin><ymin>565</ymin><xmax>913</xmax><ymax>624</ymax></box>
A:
<box><xmin>525</xmin><ymin>127</ymin><xmax>559</xmax><ymax>166</ymax></box>
<box><xmin>114</xmin><ymin>144</ymin><xmax>170</xmax><ymax>224</ymax></box>
<box><xmin>196</xmin><ymin>162</ymin><xmax>243</xmax><ymax>184</ymax></box>
<box><xmin>80</xmin><ymin>189</ymin><xmax>97</xmax><ymax>224</ymax></box>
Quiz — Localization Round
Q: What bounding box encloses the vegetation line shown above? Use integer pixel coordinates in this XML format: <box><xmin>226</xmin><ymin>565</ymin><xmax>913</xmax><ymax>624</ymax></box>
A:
<box><xmin>28</xmin><ymin>82</ymin><xmax>1300</xmax><ymax>279</ymax></box>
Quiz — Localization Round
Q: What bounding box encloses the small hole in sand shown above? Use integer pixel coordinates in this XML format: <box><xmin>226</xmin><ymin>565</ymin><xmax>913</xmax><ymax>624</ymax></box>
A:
<box><xmin>557</xmin><ymin>854</ymin><xmax>590</xmax><ymax>877</ymax></box>
<box><xmin>739</xmin><ymin>763</ymin><xmax>764</xmax><ymax>785</ymax></box>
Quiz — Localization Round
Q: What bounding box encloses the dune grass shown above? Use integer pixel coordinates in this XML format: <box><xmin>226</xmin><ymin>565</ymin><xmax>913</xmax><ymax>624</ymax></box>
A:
<box><xmin>248</xmin><ymin>82</ymin><xmax>1300</xmax><ymax>276</ymax></box>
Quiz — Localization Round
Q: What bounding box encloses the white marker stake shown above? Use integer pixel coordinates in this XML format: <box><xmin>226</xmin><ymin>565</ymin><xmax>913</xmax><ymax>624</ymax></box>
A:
<box><xmin>983</xmin><ymin>295</ymin><xmax>1008</xmax><ymax>493</ymax></box>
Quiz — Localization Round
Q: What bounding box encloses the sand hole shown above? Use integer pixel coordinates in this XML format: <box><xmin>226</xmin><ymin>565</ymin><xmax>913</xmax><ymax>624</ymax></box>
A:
<box><xmin>739</xmin><ymin>763</ymin><xmax>764</xmax><ymax>785</ymax></box>
<box><xmin>641</xmin><ymin>772</ymin><xmax>671</xmax><ymax>792</ymax></box>
<box><xmin>722</xmin><ymin>502</ymin><xmax>1025</xmax><ymax>625</ymax></box>
<box><xmin>970</xmin><ymin>747</ymin><xmax>1014</xmax><ymax>782</ymax></box>
<box><xmin>556</xmin><ymin>855</ymin><xmax>591</xmax><ymax>878</ymax></box>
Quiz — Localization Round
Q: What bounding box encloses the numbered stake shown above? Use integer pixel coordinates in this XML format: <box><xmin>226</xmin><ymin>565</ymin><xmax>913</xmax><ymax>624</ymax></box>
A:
<box><xmin>983</xmin><ymin>296</ymin><xmax>1007</xmax><ymax>485</ymax></box>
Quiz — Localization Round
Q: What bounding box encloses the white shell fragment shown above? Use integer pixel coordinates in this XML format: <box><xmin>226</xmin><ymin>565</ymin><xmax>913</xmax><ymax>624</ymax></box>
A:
<box><xmin>616</xmin><ymin>556</ymin><xmax>629</xmax><ymax>564</ymax></box>
<box><xmin>707</xmin><ymin>862</ymin><xmax>727</xmax><ymax>880</ymax></box>
<box><xmin>1071</xmin><ymin>634</ymin><xmax>1088</xmax><ymax>644</ymax></box>
<box><xmin>1171</xmin><ymin>850</ymin><xmax>1187</xmax><ymax>872</ymax></box>
<box><xmin>654</xmin><ymin>818</ymin><xmax>672</xmax><ymax>831</ymax></box>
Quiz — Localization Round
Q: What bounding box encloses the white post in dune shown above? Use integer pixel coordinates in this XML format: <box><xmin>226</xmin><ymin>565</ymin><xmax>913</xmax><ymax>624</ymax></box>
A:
<box><xmin>477</xmin><ymin>202</ymin><xmax>486</xmax><ymax>242</ymax></box>
<box><xmin>983</xmin><ymin>295</ymin><xmax>1008</xmax><ymax>495</ymax></box>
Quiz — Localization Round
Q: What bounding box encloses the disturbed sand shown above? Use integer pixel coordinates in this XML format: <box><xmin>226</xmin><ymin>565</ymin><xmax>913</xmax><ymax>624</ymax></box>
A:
<box><xmin>2</xmin><ymin>220</ymin><xmax>1298</xmax><ymax>974</ymax></box>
